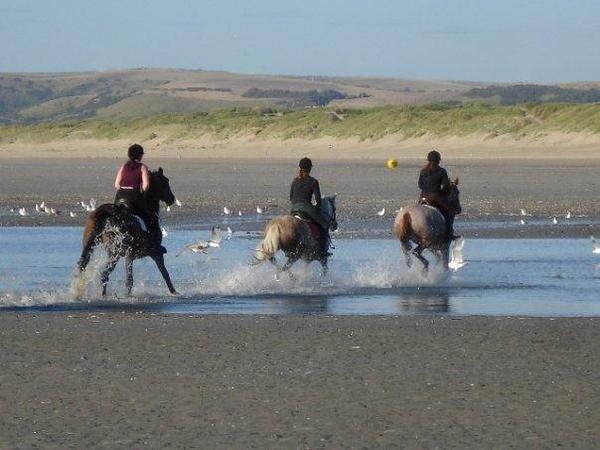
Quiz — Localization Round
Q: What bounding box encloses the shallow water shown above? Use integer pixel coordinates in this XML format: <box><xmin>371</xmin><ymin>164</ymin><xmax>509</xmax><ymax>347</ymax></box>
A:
<box><xmin>1</xmin><ymin>227</ymin><xmax>599</xmax><ymax>316</ymax></box>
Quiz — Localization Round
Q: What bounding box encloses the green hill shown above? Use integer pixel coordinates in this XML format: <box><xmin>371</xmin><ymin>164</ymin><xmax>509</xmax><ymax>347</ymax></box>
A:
<box><xmin>2</xmin><ymin>103</ymin><xmax>600</xmax><ymax>144</ymax></box>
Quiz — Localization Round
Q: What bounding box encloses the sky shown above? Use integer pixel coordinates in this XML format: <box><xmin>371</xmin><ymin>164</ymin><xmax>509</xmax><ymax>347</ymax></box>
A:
<box><xmin>1</xmin><ymin>0</ymin><xmax>599</xmax><ymax>83</ymax></box>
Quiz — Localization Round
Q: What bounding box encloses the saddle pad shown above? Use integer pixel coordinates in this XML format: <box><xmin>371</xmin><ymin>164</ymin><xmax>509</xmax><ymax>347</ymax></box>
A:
<box><xmin>306</xmin><ymin>221</ymin><xmax>321</xmax><ymax>242</ymax></box>
<box><xmin>131</xmin><ymin>214</ymin><xmax>147</xmax><ymax>232</ymax></box>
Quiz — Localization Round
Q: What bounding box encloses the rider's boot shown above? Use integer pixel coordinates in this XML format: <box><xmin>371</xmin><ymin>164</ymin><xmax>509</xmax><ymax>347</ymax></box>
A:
<box><xmin>319</xmin><ymin>229</ymin><xmax>333</xmax><ymax>257</ymax></box>
<box><xmin>147</xmin><ymin>220</ymin><xmax>167</xmax><ymax>255</ymax></box>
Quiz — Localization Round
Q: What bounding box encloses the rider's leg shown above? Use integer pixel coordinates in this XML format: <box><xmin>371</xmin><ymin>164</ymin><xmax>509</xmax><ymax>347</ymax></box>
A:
<box><xmin>319</xmin><ymin>226</ymin><xmax>331</xmax><ymax>256</ymax></box>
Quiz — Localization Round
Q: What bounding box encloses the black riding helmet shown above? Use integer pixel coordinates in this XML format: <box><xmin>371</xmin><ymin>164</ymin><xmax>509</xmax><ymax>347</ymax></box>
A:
<box><xmin>427</xmin><ymin>150</ymin><xmax>441</xmax><ymax>163</ymax></box>
<box><xmin>128</xmin><ymin>144</ymin><xmax>144</xmax><ymax>161</ymax></box>
<box><xmin>299</xmin><ymin>157</ymin><xmax>313</xmax><ymax>171</ymax></box>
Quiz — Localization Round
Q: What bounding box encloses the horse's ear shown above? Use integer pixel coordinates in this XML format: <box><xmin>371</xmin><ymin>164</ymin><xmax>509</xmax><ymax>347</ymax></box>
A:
<box><xmin>158</xmin><ymin>167</ymin><xmax>163</xmax><ymax>175</ymax></box>
<box><xmin>454</xmin><ymin>177</ymin><xmax>459</xmax><ymax>186</ymax></box>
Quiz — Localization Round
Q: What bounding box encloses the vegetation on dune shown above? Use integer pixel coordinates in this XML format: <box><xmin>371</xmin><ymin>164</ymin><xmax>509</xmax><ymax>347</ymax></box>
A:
<box><xmin>465</xmin><ymin>84</ymin><xmax>600</xmax><ymax>105</ymax></box>
<box><xmin>1</xmin><ymin>103</ymin><xmax>600</xmax><ymax>144</ymax></box>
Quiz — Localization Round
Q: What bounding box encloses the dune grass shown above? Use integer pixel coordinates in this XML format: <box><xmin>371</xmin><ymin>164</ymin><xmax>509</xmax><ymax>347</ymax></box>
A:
<box><xmin>1</xmin><ymin>103</ymin><xmax>600</xmax><ymax>144</ymax></box>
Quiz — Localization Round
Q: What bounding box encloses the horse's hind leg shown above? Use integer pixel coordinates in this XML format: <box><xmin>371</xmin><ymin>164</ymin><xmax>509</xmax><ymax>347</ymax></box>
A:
<box><xmin>101</xmin><ymin>255</ymin><xmax>120</xmax><ymax>297</ymax></box>
<box><xmin>401</xmin><ymin>240</ymin><xmax>413</xmax><ymax>268</ymax></box>
<box><xmin>151</xmin><ymin>254</ymin><xmax>179</xmax><ymax>295</ymax></box>
<box><xmin>278</xmin><ymin>255</ymin><xmax>299</xmax><ymax>281</ymax></box>
<box><xmin>412</xmin><ymin>245</ymin><xmax>429</xmax><ymax>274</ymax></box>
<box><xmin>124</xmin><ymin>255</ymin><xmax>134</xmax><ymax>297</ymax></box>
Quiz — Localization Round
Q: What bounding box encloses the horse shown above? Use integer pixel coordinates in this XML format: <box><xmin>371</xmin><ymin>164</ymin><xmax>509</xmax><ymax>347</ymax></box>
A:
<box><xmin>393</xmin><ymin>179</ymin><xmax>461</xmax><ymax>273</ymax></box>
<box><xmin>72</xmin><ymin>168</ymin><xmax>178</xmax><ymax>298</ymax></box>
<box><xmin>253</xmin><ymin>196</ymin><xmax>338</xmax><ymax>279</ymax></box>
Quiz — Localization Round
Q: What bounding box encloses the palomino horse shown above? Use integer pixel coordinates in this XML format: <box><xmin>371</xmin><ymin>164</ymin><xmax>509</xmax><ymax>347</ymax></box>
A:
<box><xmin>394</xmin><ymin>179</ymin><xmax>461</xmax><ymax>272</ymax></box>
<box><xmin>253</xmin><ymin>196</ymin><xmax>338</xmax><ymax>279</ymax></box>
<box><xmin>73</xmin><ymin>168</ymin><xmax>178</xmax><ymax>298</ymax></box>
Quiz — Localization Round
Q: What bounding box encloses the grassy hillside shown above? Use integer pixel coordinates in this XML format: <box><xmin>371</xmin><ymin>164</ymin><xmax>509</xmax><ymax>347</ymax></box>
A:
<box><xmin>2</xmin><ymin>103</ymin><xmax>600</xmax><ymax>145</ymax></box>
<box><xmin>0</xmin><ymin>69</ymin><xmax>481</xmax><ymax>124</ymax></box>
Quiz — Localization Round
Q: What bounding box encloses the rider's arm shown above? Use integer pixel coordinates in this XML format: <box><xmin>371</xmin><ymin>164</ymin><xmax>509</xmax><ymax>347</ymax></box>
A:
<box><xmin>114</xmin><ymin>166</ymin><xmax>124</xmax><ymax>190</ymax></box>
<box><xmin>141</xmin><ymin>164</ymin><xmax>150</xmax><ymax>192</ymax></box>
<box><xmin>289</xmin><ymin>180</ymin><xmax>294</xmax><ymax>202</ymax></box>
<box><xmin>313</xmin><ymin>179</ymin><xmax>322</xmax><ymax>207</ymax></box>
<box><xmin>418</xmin><ymin>170</ymin><xmax>425</xmax><ymax>191</ymax></box>
<box><xmin>439</xmin><ymin>168</ymin><xmax>450</xmax><ymax>193</ymax></box>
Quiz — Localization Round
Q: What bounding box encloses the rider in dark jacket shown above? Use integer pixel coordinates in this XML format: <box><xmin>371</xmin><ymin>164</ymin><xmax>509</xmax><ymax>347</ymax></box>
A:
<box><xmin>419</xmin><ymin>150</ymin><xmax>457</xmax><ymax>240</ymax></box>
<box><xmin>290</xmin><ymin>157</ymin><xmax>330</xmax><ymax>255</ymax></box>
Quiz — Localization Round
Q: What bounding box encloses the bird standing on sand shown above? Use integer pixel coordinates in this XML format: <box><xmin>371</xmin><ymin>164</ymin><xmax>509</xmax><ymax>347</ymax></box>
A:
<box><xmin>223</xmin><ymin>206</ymin><xmax>231</xmax><ymax>215</ymax></box>
<box><xmin>377</xmin><ymin>208</ymin><xmax>385</xmax><ymax>217</ymax></box>
<box><xmin>256</xmin><ymin>206</ymin><xmax>263</xmax><ymax>214</ymax></box>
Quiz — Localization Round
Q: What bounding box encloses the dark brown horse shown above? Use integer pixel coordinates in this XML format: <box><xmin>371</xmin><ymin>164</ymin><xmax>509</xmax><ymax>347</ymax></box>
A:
<box><xmin>72</xmin><ymin>168</ymin><xmax>178</xmax><ymax>298</ymax></box>
<box><xmin>394</xmin><ymin>179</ymin><xmax>461</xmax><ymax>272</ymax></box>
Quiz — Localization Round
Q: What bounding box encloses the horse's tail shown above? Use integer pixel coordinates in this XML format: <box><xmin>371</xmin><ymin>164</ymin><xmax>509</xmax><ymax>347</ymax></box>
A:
<box><xmin>396</xmin><ymin>210</ymin><xmax>412</xmax><ymax>243</ymax></box>
<box><xmin>77</xmin><ymin>205</ymin><xmax>112</xmax><ymax>272</ymax></box>
<box><xmin>254</xmin><ymin>222</ymin><xmax>281</xmax><ymax>264</ymax></box>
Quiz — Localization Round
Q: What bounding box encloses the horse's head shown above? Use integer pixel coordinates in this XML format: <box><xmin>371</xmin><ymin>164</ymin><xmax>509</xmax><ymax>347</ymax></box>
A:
<box><xmin>149</xmin><ymin>168</ymin><xmax>176</xmax><ymax>206</ymax></box>
<box><xmin>447</xmin><ymin>177</ymin><xmax>462</xmax><ymax>215</ymax></box>
<box><xmin>321</xmin><ymin>195</ymin><xmax>338</xmax><ymax>231</ymax></box>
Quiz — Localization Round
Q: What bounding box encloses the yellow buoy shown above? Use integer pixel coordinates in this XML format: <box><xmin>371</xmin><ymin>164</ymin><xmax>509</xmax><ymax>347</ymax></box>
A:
<box><xmin>386</xmin><ymin>158</ymin><xmax>398</xmax><ymax>169</ymax></box>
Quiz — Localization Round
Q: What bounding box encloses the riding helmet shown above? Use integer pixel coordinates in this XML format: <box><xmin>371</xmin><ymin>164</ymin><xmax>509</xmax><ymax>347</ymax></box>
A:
<box><xmin>128</xmin><ymin>144</ymin><xmax>144</xmax><ymax>161</ymax></box>
<box><xmin>299</xmin><ymin>157</ymin><xmax>313</xmax><ymax>171</ymax></box>
<box><xmin>427</xmin><ymin>150</ymin><xmax>441</xmax><ymax>163</ymax></box>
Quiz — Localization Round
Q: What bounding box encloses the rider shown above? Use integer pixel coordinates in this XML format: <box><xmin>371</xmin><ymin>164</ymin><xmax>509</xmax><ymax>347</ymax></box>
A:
<box><xmin>114</xmin><ymin>144</ymin><xmax>164</xmax><ymax>253</ymax></box>
<box><xmin>289</xmin><ymin>157</ymin><xmax>330</xmax><ymax>256</ymax></box>
<box><xmin>418</xmin><ymin>150</ymin><xmax>457</xmax><ymax>240</ymax></box>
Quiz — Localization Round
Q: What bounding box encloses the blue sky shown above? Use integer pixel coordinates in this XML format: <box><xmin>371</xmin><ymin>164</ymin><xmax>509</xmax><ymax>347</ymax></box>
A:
<box><xmin>1</xmin><ymin>0</ymin><xmax>599</xmax><ymax>82</ymax></box>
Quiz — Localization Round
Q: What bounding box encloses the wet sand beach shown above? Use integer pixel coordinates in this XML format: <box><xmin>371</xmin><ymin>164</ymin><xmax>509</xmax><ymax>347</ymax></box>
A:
<box><xmin>0</xmin><ymin>314</ymin><xmax>598</xmax><ymax>448</ymax></box>
<box><xmin>1</xmin><ymin>157</ymin><xmax>599</xmax><ymax>237</ymax></box>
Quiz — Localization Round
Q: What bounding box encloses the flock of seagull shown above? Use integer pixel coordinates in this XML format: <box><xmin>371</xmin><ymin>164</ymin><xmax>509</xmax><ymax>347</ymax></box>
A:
<box><xmin>6</xmin><ymin>197</ymin><xmax>600</xmax><ymax>260</ymax></box>
<box><xmin>11</xmin><ymin>199</ymin><xmax>98</xmax><ymax>218</ymax></box>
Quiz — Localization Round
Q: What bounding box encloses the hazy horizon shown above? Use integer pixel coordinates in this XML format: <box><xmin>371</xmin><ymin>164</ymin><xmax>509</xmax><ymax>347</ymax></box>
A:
<box><xmin>2</xmin><ymin>0</ymin><xmax>600</xmax><ymax>84</ymax></box>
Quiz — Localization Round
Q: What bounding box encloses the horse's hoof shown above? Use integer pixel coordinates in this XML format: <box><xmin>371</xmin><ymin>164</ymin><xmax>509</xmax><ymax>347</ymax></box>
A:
<box><xmin>169</xmin><ymin>290</ymin><xmax>181</xmax><ymax>297</ymax></box>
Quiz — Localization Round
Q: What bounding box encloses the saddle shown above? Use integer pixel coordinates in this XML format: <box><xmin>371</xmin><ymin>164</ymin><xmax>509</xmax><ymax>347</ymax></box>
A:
<box><xmin>115</xmin><ymin>200</ymin><xmax>149</xmax><ymax>232</ymax></box>
<box><xmin>292</xmin><ymin>211</ymin><xmax>324</xmax><ymax>243</ymax></box>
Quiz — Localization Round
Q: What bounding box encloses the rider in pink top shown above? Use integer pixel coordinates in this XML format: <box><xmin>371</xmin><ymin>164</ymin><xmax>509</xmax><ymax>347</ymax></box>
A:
<box><xmin>114</xmin><ymin>144</ymin><xmax>164</xmax><ymax>253</ymax></box>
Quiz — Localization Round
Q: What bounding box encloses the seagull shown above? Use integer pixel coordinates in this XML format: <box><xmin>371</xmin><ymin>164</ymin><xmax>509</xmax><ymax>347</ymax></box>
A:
<box><xmin>35</xmin><ymin>204</ymin><xmax>41</xmax><ymax>213</ymax></box>
<box><xmin>80</xmin><ymin>201</ymin><xmax>87</xmax><ymax>209</ymax></box>
<box><xmin>552</xmin><ymin>217</ymin><xmax>558</xmax><ymax>225</ymax></box>
<box><xmin>43</xmin><ymin>205</ymin><xmax>52</xmax><ymax>214</ymax></box>
<box><xmin>377</xmin><ymin>208</ymin><xmax>386</xmax><ymax>217</ymax></box>
<box><xmin>256</xmin><ymin>206</ymin><xmax>263</xmax><ymax>214</ymax></box>
<box><xmin>18</xmin><ymin>207</ymin><xmax>28</xmax><ymax>216</ymax></box>
<box><xmin>520</xmin><ymin>208</ymin><xmax>527</xmax><ymax>216</ymax></box>
<box><xmin>226</xmin><ymin>227</ymin><xmax>233</xmax><ymax>239</ymax></box>
<box><xmin>161</xmin><ymin>227</ymin><xmax>169</xmax><ymax>237</ymax></box>
<box><xmin>520</xmin><ymin>219</ymin><xmax>526</xmax><ymax>225</ymax></box>
<box><xmin>89</xmin><ymin>198</ymin><xmax>97</xmax><ymax>210</ymax></box>
<box><xmin>49</xmin><ymin>208</ymin><xmax>57</xmax><ymax>215</ymax></box>
<box><xmin>175</xmin><ymin>198</ymin><xmax>182</xmax><ymax>207</ymax></box>
<box><xmin>238</xmin><ymin>210</ymin><xmax>242</xmax><ymax>216</ymax></box>
<box><xmin>176</xmin><ymin>227</ymin><xmax>222</xmax><ymax>256</ymax></box>
<box><xmin>591</xmin><ymin>236</ymin><xmax>600</xmax><ymax>254</ymax></box>
<box><xmin>565</xmin><ymin>211</ymin><xmax>571</xmax><ymax>219</ymax></box>
<box><xmin>40</xmin><ymin>201</ymin><xmax>46</xmax><ymax>209</ymax></box>
<box><xmin>69</xmin><ymin>211</ymin><xmax>77</xmax><ymax>218</ymax></box>
<box><xmin>448</xmin><ymin>237</ymin><xmax>466</xmax><ymax>271</ymax></box>
<box><xmin>223</xmin><ymin>206</ymin><xmax>231</xmax><ymax>215</ymax></box>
